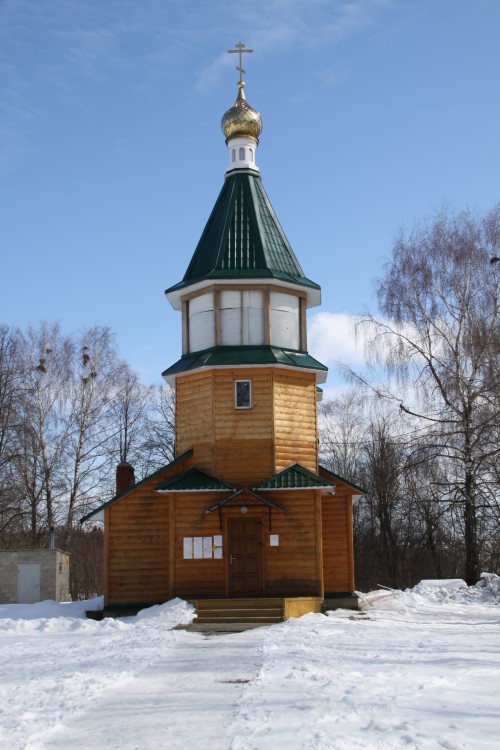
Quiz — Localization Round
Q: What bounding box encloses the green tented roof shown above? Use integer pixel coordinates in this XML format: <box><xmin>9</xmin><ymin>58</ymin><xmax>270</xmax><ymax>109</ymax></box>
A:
<box><xmin>156</xmin><ymin>467</ymin><xmax>234</xmax><ymax>493</ymax></box>
<box><xmin>79</xmin><ymin>449</ymin><xmax>194</xmax><ymax>523</ymax></box>
<box><xmin>254</xmin><ymin>464</ymin><xmax>336</xmax><ymax>490</ymax></box>
<box><xmin>165</xmin><ymin>170</ymin><xmax>320</xmax><ymax>297</ymax></box>
<box><xmin>162</xmin><ymin>345</ymin><xmax>327</xmax><ymax>380</ymax></box>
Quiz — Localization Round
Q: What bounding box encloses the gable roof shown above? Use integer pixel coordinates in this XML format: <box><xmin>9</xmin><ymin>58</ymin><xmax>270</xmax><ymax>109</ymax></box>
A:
<box><xmin>318</xmin><ymin>465</ymin><xmax>367</xmax><ymax>495</ymax></box>
<box><xmin>79</xmin><ymin>449</ymin><xmax>194</xmax><ymax>523</ymax></box>
<box><xmin>155</xmin><ymin>467</ymin><xmax>234</xmax><ymax>493</ymax></box>
<box><xmin>254</xmin><ymin>464</ymin><xmax>336</xmax><ymax>491</ymax></box>
<box><xmin>165</xmin><ymin>170</ymin><xmax>320</xmax><ymax>300</ymax></box>
<box><xmin>204</xmin><ymin>487</ymin><xmax>285</xmax><ymax>515</ymax></box>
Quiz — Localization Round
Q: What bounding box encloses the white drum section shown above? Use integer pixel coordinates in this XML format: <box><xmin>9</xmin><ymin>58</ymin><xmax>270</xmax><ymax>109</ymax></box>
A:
<box><xmin>189</xmin><ymin>292</ymin><xmax>215</xmax><ymax>352</ymax></box>
<box><xmin>220</xmin><ymin>290</ymin><xmax>264</xmax><ymax>345</ymax></box>
<box><xmin>270</xmin><ymin>291</ymin><xmax>300</xmax><ymax>349</ymax></box>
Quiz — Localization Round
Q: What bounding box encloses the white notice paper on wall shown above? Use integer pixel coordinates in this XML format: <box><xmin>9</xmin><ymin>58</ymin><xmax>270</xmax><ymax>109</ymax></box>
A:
<box><xmin>203</xmin><ymin>537</ymin><xmax>213</xmax><ymax>558</ymax></box>
<box><xmin>183</xmin><ymin>538</ymin><xmax>193</xmax><ymax>559</ymax></box>
<box><xmin>270</xmin><ymin>534</ymin><xmax>279</xmax><ymax>547</ymax></box>
<box><xmin>193</xmin><ymin>537</ymin><xmax>203</xmax><ymax>559</ymax></box>
<box><xmin>213</xmin><ymin>535</ymin><xmax>223</xmax><ymax>559</ymax></box>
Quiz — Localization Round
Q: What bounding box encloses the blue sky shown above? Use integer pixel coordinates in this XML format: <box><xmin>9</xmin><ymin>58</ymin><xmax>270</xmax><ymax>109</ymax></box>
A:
<box><xmin>1</xmin><ymin>0</ymin><xmax>499</xmax><ymax>390</ymax></box>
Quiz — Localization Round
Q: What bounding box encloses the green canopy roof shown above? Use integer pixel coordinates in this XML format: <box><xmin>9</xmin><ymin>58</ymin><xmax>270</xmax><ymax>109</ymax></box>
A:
<box><xmin>162</xmin><ymin>345</ymin><xmax>328</xmax><ymax>381</ymax></box>
<box><xmin>155</xmin><ymin>467</ymin><xmax>234</xmax><ymax>493</ymax></box>
<box><xmin>165</xmin><ymin>170</ymin><xmax>320</xmax><ymax>298</ymax></box>
<box><xmin>255</xmin><ymin>464</ymin><xmax>336</xmax><ymax>491</ymax></box>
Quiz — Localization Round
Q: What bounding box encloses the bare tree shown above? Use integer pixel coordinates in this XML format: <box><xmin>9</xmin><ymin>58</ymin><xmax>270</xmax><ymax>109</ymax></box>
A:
<box><xmin>9</xmin><ymin>324</ymin><xmax>132</xmax><ymax>538</ymax></box>
<box><xmin>13</xmin><ymin>323</ymin><xmax>73</xmax><ymax>539</ymax></box>
<box><xmin>350</xmin><ymin>206</ymin><xmax>500</xmax><ymax>584</ymax></box>
<box><xmin>137</xmin><ymin>383</ymin><xmax>175</xmax><ymax>478</ymax></box>
<box><xmin>0</xmin><ymin>325</ymin><xmax>24</xmax><ymax>542</ymax></box>
<box><xmin>110</xmin><ymin>366</ymin><xmax>153</xmax><ymax>467</ymax></box>
<box><xmin>63</xmin><ymin>327</ymin><xmax>127</xmax><ymax>529</ymax></box>
<box><xmin>318</xmin><ymin>389</ymin><xmax>366</xmax><ymax>482</ymax></box>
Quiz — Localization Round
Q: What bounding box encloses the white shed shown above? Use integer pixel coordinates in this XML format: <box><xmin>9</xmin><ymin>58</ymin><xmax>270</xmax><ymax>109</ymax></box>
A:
<box><xmin>0</xmin><ymin>549</ymin><xmax>70</xmax><ymax>604</ymax></box>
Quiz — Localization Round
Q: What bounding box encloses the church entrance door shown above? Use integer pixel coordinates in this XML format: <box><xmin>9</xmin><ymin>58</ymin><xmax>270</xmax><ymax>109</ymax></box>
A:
<box><xmin>228</xmin><ymin>518</ymin><xmax>263</xmax><ymax>597</ymax></box>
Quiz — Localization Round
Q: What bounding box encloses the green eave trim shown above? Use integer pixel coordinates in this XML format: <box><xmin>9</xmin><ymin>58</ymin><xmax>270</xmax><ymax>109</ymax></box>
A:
<box><xmin>164</xmin><ymin>171</ymin><xmax>320</xmax><ymax>295</ymax></box>
<box><xmin>319</xmin><ymin>465</ymin><xmax>367</xmax><ymax>495</ymax></box>
<box><xmin>255</xmin><ymin>463</ymin><xmax>336</xmax><ymax>490</ymax></box>
<box><xmin>79</xmin><ymin>449</ymin><xmax>194</xmax><ymax>523</ymax></box>
<box><xmin>155</xmin><ymin>467</ymin><xmax>234</xmax><ymax>493</ymax></box>
<box><xmin>162</xmin><ymin>345</ymin><xmax>328</xmax><ymax>378</ymax></box>
<box><xmin>165</xmin><ymin>270</ymin><xmax>320</xmax><ymax>297</ymax></box>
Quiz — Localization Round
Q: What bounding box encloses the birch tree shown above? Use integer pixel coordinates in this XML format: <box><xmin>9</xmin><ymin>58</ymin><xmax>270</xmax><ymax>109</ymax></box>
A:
<box><xmin>355</xmin><ymin>206</ymin><xmax>500</xmax><ymax>584</ymax></box>
<box><xmin>0</xmin><ymin>325</ymin><xmax>24</xmax><ymax>541</ymax></box>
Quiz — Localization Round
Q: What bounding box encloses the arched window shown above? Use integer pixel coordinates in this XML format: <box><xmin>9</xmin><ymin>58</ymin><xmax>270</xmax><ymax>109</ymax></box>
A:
<box><xmin>239</xmin><ymin>147</ymin><xmax>245</xmax><ymax>160</ymax></box>
<box><xmin>249</xmin><ymin>148</ymin><xmax>254</xmax><ymax>162</ymax></box>
<box><xmin>231</xmin><ymin>149</ymin><xmax>236</xmax><ymax>162</ymax></box>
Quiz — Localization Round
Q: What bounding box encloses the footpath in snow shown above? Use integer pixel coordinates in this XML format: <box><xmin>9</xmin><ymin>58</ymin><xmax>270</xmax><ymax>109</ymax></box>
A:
<box><xmin>0</xmin><ymin>576</ymin><xmax>499</xmax><ymax>750</ymax></box>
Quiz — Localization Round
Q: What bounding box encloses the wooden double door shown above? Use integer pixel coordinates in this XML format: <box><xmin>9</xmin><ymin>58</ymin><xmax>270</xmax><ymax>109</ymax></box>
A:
<box><xmin>228</xmin><ymin>518</ymin><xmax>263</xmax><ymax>597</ymax></box>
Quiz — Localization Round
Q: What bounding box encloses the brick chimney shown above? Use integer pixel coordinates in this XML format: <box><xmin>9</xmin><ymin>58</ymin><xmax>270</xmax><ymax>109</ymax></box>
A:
<box><xmin>116</xmin><ymin>461</ymin><xmax>135</xmax><ymax>495</ymax></box>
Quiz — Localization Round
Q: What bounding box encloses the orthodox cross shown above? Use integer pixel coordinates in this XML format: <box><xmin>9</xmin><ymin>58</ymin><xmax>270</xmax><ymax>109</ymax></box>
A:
<box><xmin>228</xmin><ymin>42</ymin><xmax>253</xmax><ymax>83</ymax></box>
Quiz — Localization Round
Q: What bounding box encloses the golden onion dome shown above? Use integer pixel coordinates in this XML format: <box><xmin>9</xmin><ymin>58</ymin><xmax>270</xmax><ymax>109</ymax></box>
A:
<box><xmin>221</xmin><ymin>82</ymin><xmax>263</xmax><ymax>143</ymax></box>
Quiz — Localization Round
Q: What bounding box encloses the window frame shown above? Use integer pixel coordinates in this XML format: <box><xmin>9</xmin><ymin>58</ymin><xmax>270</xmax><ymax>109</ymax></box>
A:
<box><xmin>234</xmin><ymin>379</ymin><xmax>252</xmax><ymax>410</ymax></box>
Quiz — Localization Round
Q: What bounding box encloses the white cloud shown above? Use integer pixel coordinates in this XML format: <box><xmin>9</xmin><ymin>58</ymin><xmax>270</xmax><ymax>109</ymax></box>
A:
<box><xmin>308</xmin><ymin>311</ymin><xmax>368</xmax><ymax>367</ymax></box>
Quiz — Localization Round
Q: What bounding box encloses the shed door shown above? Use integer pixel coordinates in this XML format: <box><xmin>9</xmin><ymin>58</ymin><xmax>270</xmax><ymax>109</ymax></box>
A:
<box><xmin>17</xmin><ymin>563</ymin><xmax>41</xmax><ymax>603</ymax></box>
<box><xmin>228</xmin><ymin>519</ymin><xmax>263</xmax><ymax>597</ymax></box>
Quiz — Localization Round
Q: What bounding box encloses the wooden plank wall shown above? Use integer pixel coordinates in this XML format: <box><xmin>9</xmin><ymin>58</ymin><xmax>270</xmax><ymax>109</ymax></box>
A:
<box><xmin>176</xmin><ymin>368</ymin><xmax>276</xmax><ymax>485</ymax></box>
<box><xmin>321</xmin><ymin>494</ymin><xmax>352</xmax><ymax>593</ymax></box>
<box><xmin>213</xmin><ymin>368</ymin><xmax>274</xmax><ymax>486</ymax></box>
<box><xmin>176</xmin><ymin>367</ymin><xmax>319</xmax><ymax>485</ymax></box>
<box><xmin>106</xmin><ymin>486</ymin><xmax>326</xmax><ymax>603</ymax></box>
<box><xmin>272</xmin><ymin>370</ymin><xmax>318</xmax><ymax>473</ymax></box>
<box><xmin>108</xmin><ymin>492</ymin><xmax>169</xmax><ymax>605</ymax></box>
<box><xmin>170</xmin><ymin>489</ymin><xmax>323</xmax><ymax>600</ymax></box>
<box><xmin>262</xmin><ymin>490</ymin><xmax>321</xmax><ymax>597</ymax></box>
<box><xmin>105</xmin><ymin>459</ymin><xmax>194</xmax><ymax>606</ymax></box>
<box><xmin>175</xmin><ymin>371</ymin><xmax>214</xmax><ymax>474</ymax></box>
<box><xmin>172</xmin><ymin>492</ymin><xmax>225</xmax><ymax>599</ymax></box>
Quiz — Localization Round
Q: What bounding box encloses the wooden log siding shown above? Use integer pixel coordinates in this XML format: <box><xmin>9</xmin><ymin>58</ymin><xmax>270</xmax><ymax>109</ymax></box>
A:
<box><xmin>108</xmin><ymin>493</ymin><xmax>169</xmax><ymax>605</ymax></box>
<box><xmin>172</xmin><ymin>492</ymin><xmax>226</xmax><ymax>599</ymax></box>
<box><xmin>272</xmin><ymin>370</ymin><xmax>318</xmax><ymax>473</ymax></box>
<box><xmin>321</xmin><ymin>494</ymin><xmax>352</xmax><ymax>594</ymax></box>
<box><xmin>260</xmin><ymin>490</ymin><xmax>322</xmax><ymax>597</ymax></box>
<box><xmin>105</xmin><ymin>484</ymin><xmax>328</xmax><ymax>604</ymax></box>
<box><xmin>170</xmin><ymin>490</ymin><xmax>322</xmax><ymax>599</ymax></box>
<box><xmin>214</xmin><ymin>369</ymin><xmax>274</xmax><ymax>485</ymax></box>
<box><xmin>175</xmin><ymin>371</ymin><xmax>215</xmax><ymax>474</ymax></box>
<box><xmin>175</xmin><ymin>368</ymin><xmax>319</xmax><ymax>484</ymax></box>
<box><xmin>104</xmin><ymin>459</ymin><xmax>195</xmax><ymax>606</ymax></box>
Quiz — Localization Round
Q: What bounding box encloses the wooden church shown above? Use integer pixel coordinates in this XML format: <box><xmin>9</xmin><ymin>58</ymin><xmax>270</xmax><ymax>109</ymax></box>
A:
<box><xmin>82</xmin><ymin>47</ymin><xmax>365</xmax><ymax>622</ymax></box>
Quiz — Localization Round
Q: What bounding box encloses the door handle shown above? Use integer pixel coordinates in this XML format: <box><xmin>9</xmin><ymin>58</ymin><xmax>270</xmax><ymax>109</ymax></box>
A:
<box><xmin>230</xmin><ymin>555</ymin><xmax>238</xmax><ymax>564</ymax></box>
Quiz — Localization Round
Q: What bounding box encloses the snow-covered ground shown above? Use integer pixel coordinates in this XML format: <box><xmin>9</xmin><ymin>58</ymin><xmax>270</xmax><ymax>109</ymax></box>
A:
<box><xmin>1</xmin><ymin>576</ymin><xmax>499</xmax><ymax>750</ymax></box>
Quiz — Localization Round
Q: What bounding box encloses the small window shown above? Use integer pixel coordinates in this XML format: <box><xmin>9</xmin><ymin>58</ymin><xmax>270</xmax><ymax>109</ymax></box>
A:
<box><xmin>239</xmin><ymin>146</ymin><xmax>245</xmax><ymax>160</ymax></box>
<box><xmin>249</xmin><ymin>148</ymin><xmax>254</xmax><ymax>162</ymax></box>
<box><xmin>235</xmin><ymin>380</ymin><xmax>252</xmax><ymax>409</ymax></box>
<box><xmin>231</xmin><ymin>149</ymin><xmax>236</xmax><ymax>162</ymax></box>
